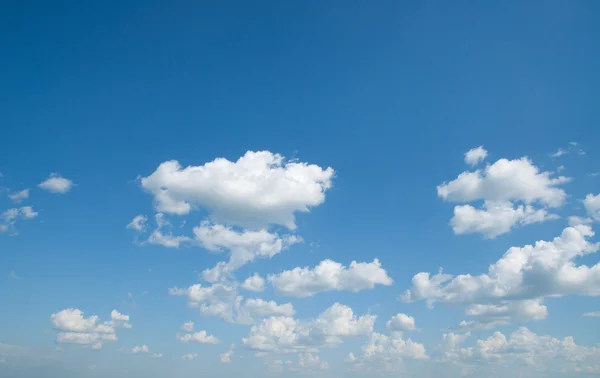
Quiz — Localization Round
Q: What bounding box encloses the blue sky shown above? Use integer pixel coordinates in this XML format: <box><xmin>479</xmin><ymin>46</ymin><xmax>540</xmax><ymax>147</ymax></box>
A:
<box><xmin>1</xmin><ymin>1</ymin><xmax>599</xmax><ymax>377</ymax></box>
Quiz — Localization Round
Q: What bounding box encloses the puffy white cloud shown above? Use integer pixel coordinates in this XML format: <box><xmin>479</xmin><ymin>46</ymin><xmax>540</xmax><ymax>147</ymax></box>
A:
<box><xmin>584</xmin><ymin>193</ymin><xmax>600</xmax><ymax>222</ymax></box>
<box><xmin>297</xmin><ymin>352</ymin><xmax>329</xmax><ymax>370</ymax></box>
<box><xmin>403</xmin><ymin>225</ymin><xmax>600</xmax><ymax>325</ymax></box>
<box><xmin>269</xmin><ymin>258</ymin><xmax>392</xmax><ymax>297</ymax></box>
<box><xmin>220</xmin><ymin>345</ymin><xmax>235</xmax><ymax>363</ymax></box>
<box><xmin>181</xmin><ymin>353</ymin><xmax>198</xmax><ymax>360</ymax></box>
<box><xmin>139</xmin><ymin>151</ymin><xmax>334</xmax><ymax>229</ymax></box>
<box><xmin>386</xmin><ymin>313</ymin><xmax>416</xmax><ymax>332</ymax></box>
<box><xmin>126</xmin><ymin>215</ymin><xmax>148</xmax><ymax>232</ymax></box>
<box><xmin>350</xmin><ymin>331</ymin><xmax>427</xmax><ymax>365</ymax></box>
<box><xmin>451</xmin><ymin>201</ymin><xmax>558</xmax><ymax>238</ymax></box>
<box><xmin>50</xmin><ymin>309</ymin><xmax>130</xmax><ymax>349</ymax></box>
<box><xmin>177</xmin><ymin>330</ymin><xmax>219</xmax><ymax>344</ymax></box>
<box><xmin>438</xmin><ymin>156</ymin><xmax>570</xmax><ymax>207</ymax></box>
<box><xmin>195</xmin><ymin>223</ymin><xmax>300</xmax><ymax>282</ymax></box>
<box><xmin>38</xmin><ymin>173</ymin><xmax>73</xmax><ymax>194</ymax></box>
<box><xmin>131</xmin><ymin>345</ymin><xmax>149</xmax><ymax>354</ymax></box>
<box><xmin>583</xmin><ymin>311</ymin><xmax>600</xmax><ymax>317</ymax></box>
<box><xmin>180</xmin><ymin>321</ymin><xmax>194</xmax><ymax>332</ymax></box>
<box><xmin>19</xmin><ymin>206</ymin><xmax>38</xmax><ymax>219</ymax></box>
<box><xmin>241</xmin><ymin>273</ymin><xmax>265</xmax><ymax>292</ymax></box>
<box><xmin>464</xmin><ymin>146</ymin><xmax>487</xmax><ymax>166</ymax></box>
<box><xmin>242</xmin><ymin>303</ymin><xmax>375</xmax><ymax>353</ymax></box>
<box><xmin>243</xmin><ymin>298</ymin><xmax>295</xmax><ymax>317</ymax></box>
<box><xmin>8</xmin><ymin>189</ymin><xmax>29</xmax><ymax>203</ymax></box>
<box><xmin>152</xmin><ymin>353</ymin><xmax>163</xmax><ymax>358</ymax></box>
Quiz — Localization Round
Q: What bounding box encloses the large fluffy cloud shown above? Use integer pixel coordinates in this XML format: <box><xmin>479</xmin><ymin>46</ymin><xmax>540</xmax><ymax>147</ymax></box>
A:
<box><xmin>402</xmin><ymin>225</ymin><xmax>600</xmax><ymax>325</ymax></box>
<box><xmin>269</xmin><ymin>259</ymin><xmax>393</xmax><ymax>297</ymax></box>
<box><xmin>139</xmin><ymin>151</ymin><xmax>334</xmax><ymax>230</ymax></box>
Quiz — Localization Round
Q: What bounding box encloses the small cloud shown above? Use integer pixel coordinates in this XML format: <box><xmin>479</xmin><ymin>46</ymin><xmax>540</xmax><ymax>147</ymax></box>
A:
<box><xmin>583</xmin><ymin>311</ymin><xmax>600</xmax><ymax>317</ymax></box>
<box><xmin>8</xmin><ymin>189</ymin><xmax>29</xmax><ymax>203</ymax></box>
<box><xmin>589</xmin><ymin>172</ymin><xmax>600</xmax><ymax>178</ymax></box>
<box><xmin>8</xmin><ymin>270</ymin><xmax>19</xmax><ymax>279</ymax></box>
<box><xmin>88</xmin><ymin>365</ymin><xmax>97</xmax><ymax>370</ymax></box>
<box><xmin>551</xmin><ymin>142</ymin><xmax>585</xmax><ymax>158</ymax></box>
<box><xmin>464</xmin><ymin>146</ymin><xmax>488</xmax><ymax>166</ymax></box>
<box><xmin>182</xmin><ymin>353</ymin><xmax>198</xmax><ymax>360</ymax></box>
<box><xmin>38</xmin><ymin>173</ymin><xmax>73</xmax><ymax>194</ymax></box>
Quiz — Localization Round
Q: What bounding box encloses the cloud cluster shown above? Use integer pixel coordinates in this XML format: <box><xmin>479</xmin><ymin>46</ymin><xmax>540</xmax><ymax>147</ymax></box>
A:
<box><xmin>1</xmin><ymin>206</ymin><xmax>38</xmax><ymax>234</ymax></box>
<box><xmin>169</xmin><ymin>283</ymin><xmax>295</xmax><ymax>324</ymax></box>
<box><xmin>50</xmin><ymin>309</ymin><xmax>131</xmax><ymax>350</ymax></box>
<box><xmin>438</xmin><ymin>151</ymin><xmax>569</xmax><ymax>237</ymax></box>
<box><xmin>242</xmin><ymin>303</ymin><xmax>375</xmax><ymax>353</ymax></box>
<box><xmin>403</xmin><ymin>225</ymin><xmax>600</xmax><ymax>327</ymax></box>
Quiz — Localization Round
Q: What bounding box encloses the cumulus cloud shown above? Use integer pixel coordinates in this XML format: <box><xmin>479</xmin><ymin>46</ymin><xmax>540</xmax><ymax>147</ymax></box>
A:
<box><xmin>139</xmin><ymin>151</ymin><xmax>334</xmax><ymax>230</ymax></box>
<box><xmin>50</xmin><ymin>308</ymin><xmax>131</xmax><ymax>349</ymax></box>
<box><xmin>38</xmin><ymin>174</ymin><xmax>73</xmax><ymax>194</ymax></box>
<box><xmin>387</xmin><ymin>313</ymin><xmax>416</xmax><ymax>332</ymax></box>
<box><xmin>177</xmin><ymin>330</ymin><xmax>219</xmax><ymax>344</ymax></box>
<box><xmin>450</xmin><ymin>201</ymin><xmax>558</xmax><ymax>238</ymax></box>
<box><xmin>464</xmin><ymin>146</ymin><xmax>487</xmax><ymax>166</ymax></box>
<box><xmin>438</xmin><ymin>154</ymin><xmax>570</xmax><ymax>237</ymax></box>
<box><xmin>195</xmin><ymin>223</ymin><xmax>300</xmax><ymax>282</ymax></box>
<box><xmin>269</xmin><ymin>258</ymin><xmax>393</xmax><ymax>297</ymax></box>
<box><xmin>347</xmin><ymin>331</ymin><xmax>427</xmax><ymax>367</ymax></box>
<box><xmin>402</xmin><ymin>225</ymin><xmax>599</xmax><ymax>325</ymax></box>
<box><xmin>242</xmin><ymin>303</ymin><xmax>375</xmax><ymax>353</ymax></box>
<box><xmin>169</xmin><ymin>283</ymin><xmax>295</xmax><ymax>324</ymax></box>
<box><xmin>584</xmin><ymin>193</ymin><xmax>600</xmax><ymax>222</ymax></box>
<box><xmin>8</xmin><ymin>189</ymin><xmax>29</xmax><ymax>203</ymax></box>
<box><xmin>241</xmin><ymin>273</ymin><xmax>265</xmax><ymax>292</ymax></box>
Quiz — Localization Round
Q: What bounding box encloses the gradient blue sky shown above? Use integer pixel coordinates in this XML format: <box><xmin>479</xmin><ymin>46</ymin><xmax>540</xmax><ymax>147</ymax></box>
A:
<box><xmin>1</xmin><ymin>1</ymin><xmax>599</xmax><ymax>377</ymax></box>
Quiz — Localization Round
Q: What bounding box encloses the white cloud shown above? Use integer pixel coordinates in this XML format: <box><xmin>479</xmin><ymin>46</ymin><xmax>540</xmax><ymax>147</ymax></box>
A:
<box><xmin>584</xmin><ymin>193</ymin><xmax>600</xmax><ymax>221</ymax></box>
<box><xmin>350</xmin><ymin>331</ymin><xmax>427</xmax><ymax>364</ymax></box>
<box><xmin>131</xmin><ymin>345</ymin><xmax>149</xmax><ymax>354</ymax></box>
<box><xmin>1</xmin><ymin>206</ymin><xmax>38</xmax><ymax>234</ymax></box>
<box><xmin>152</xmin><ymin>353</ymin><xmax>163</xmax><ymax>358</ymax></box>
<box><xmin>583</xmin><ymin>312</ymin><xmax>600</xmax><ymax>317</ymax></box>
<box><xmin>464</xmin><ymin>146</ymin><xmax>487</xmax><ymax>166</ymax></box>
<box><xmin>38</xmin><ymin>173</ymin><xmax>73</xmax><ymax>194</ymax></box>
<box><xmin>180</xmin><ymin>321</ymin><xmax>194</xmax><ymax>332</ymax></box>
<box><xmin>8</xmin><ymin>189</ymin><xmax>29</xmax><ymax>203</ymax></box>
<box><xmin>139</xmin><ymin>151</ymin><xmax>334</xmax><ymax>230</ymax></box>
<box><xmin>435</xmin><ymin>327</ymin><xmax>600</xmax><ymax>375</ymax></box>
<box><xmin>551</xmin><ymin>142</ymin><xmax>585</xmax><ymax>158</ymax></box>
<box><xmin>450</xmin><ymin>201</ymin><xmax>558</xmax><ymax>238</ymax></box>
<box><xmin>126</xmin><ymin>215</ymin><xmax>148</xmax><ymax>232</ymax></box>
<box><xmin>169</xmin><ymin>283</ymin><xmax>296</xmax><ymax>324</ymax></box>
<box><xmin>386</xmin><ymin>313</ymin><xmax>416</xmax><ymax>332</ymax></box>
<box><xmin>181</xmin><ymin>353</ymin><xmax>198</xmax><ymax>360</ymax></box>
<box><xmin>243</xmin><ymin>298</ymin><xmax>295</xmax><ymax>317</ymax></box>
<box><xmin>402</xmin><ymin>225</ymin><xmax>600</xmax><ymax>325</ymax></box>
<box><xmin>242</xmin><ymin>303</ymin><xmax>375</xmax><ymax>353</ymax></box>
<box><xmin>241</xmin><ymin>273</ymin><xmax>265</xmax><ymax>292</ymax></box>
<box><xmin>177</xmin><ymin>330</ymin><xmax>219</xmax><ymax>344</ymax></box>
<box><xmin>195</xmin><ymin>223</ymin><xmax>300</xmax><ymax>282</ymax></box>
<box><xmin>569</xmin><ymin>216</ymin><xmax>593</xmax><ymax>226</ymax></box>
<box><xmin>50</xmin><ymin>308</ymin><xmax>130</xmax><ymax>349</ymax></box>
<box><xmin>220</xmin><ymin>345</ymin><xmax>235</xmax><ymax>363</ymax></box>
<box><xmin>269</xmin><ymin>258</ymin><xmax>393</xmax><ymax>297</ymax></box>
<box><xmin>438</xmin><ymin>156</ymin><xmax>570</xmax><ymax>207</ymax></box>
